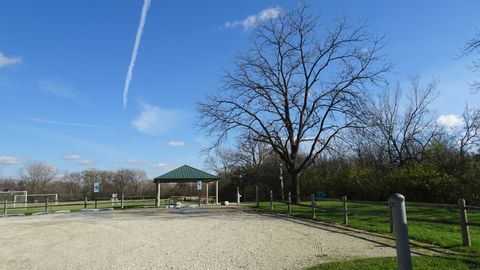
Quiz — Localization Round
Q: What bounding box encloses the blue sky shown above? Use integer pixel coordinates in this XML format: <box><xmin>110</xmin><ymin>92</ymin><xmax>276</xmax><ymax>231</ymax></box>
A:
<box><xmin>0</xmin><ymin>0</ymin><xmax>479</xmax><ymax>178</ymax></box>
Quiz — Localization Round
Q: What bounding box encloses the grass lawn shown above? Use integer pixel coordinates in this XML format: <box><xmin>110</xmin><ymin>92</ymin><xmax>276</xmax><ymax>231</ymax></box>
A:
<box><xmin>243</xmin><ymin>200</ymin><xmax>480</xmax><ymax>269</ymax></box>
<box><xmin>309</xmin><ymin>255</ymin><xmax>480</xmax><ymax>270</ymax></box>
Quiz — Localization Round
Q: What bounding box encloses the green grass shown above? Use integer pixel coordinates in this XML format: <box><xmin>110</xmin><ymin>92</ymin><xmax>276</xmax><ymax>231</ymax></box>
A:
<box><xmin>243</xmin><ymin>200</ymin><xmax>480</xmax><ymax>248</ymax></box>
<box><xmin>243</xmin><ymin>200</ymin><xmax>480</xmax><ymax>269</ymax></box>
<box><xmin>308</xmin><ymin>256</ymin><xmax>479</xmax><ymax>270</ymax></box>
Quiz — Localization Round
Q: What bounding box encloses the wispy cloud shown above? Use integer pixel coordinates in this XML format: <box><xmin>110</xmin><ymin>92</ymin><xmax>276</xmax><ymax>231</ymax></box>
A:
<box><xmin>78</xmin><ymin>159</ymin><xmax>96</xmax><ymax>166</ymax></box>
<box><xmin>123</xmin><ymin>0</ymin><xmax>152</xmax><ymax>109</ymax></box>
<box><xmin>37</xmin><ymin>80</ymin><xmax>78</xmax><ymax>98</ymax></box>
<box><xmin>0</xmin><ymin>77</ymin><xmax>15</xmax><ymax>89</ymax></box>
<box><xmin>132</xmin><ymin>102</ymin><xmax>182</xmax><ymax>135</ymax></box>
<box><xmin>152</xmin><ymin>163</ymin><xmax>169</xmax><ymax>169</ymax></box>
<box><xmin>224</xmin><ymin>7</ymin><xmax>282</xmax><ymax>30</ymax></box>
<box><xmin>63</xmin><ymin>154</ymin><xmax>96</xmax><ymax>166</ymax></box>
<box><xmin>126</xmin><ymin>159</ymin><xmax>147</xmax><ymax>164</ymax></box>
<box><xmin>63</xmin><ymin>154</ymin><xmax>81</xmax><ymax>160</ymax></box>
<box><xmin>437</xmin><ymin>114</ymin><xmax>465</xmax><ymax>129</ymax></box>
<box><xmin>29</xmin><ymin>118</ymin><xmax>104</xmax><ymax>128</ymax></box>
<box><xmin>0</xmin><ymin>52</ymin><xmax>22</xmax><ymax>68</ymax></box>
<box><xmin>167</xmin><ymin>140</ymin><xmax>185</xmax><ymax>147</ymax></box>
<box><xmin>37</xmin><ymin>80</ymin><xmax>90</xmax><ymax>105</ymax></box>
<box><xmin>0</xmin><ymin>156</ymin><xmax>21</xmax><ymax>165</ymax></box>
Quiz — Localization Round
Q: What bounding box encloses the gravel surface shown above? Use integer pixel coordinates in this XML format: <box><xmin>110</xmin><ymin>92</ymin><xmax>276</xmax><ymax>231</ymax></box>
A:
<box><xmin>0</xmin><ymin>206</ymin><xmax>397</xmax><ymax>270</ymax></box>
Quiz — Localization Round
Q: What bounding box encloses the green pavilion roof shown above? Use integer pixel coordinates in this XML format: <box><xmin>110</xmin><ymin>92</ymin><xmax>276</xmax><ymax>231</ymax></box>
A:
<box><xmin>153</xmin><ymin>165</ymin><xmax>219</xmax><ymax>183</ymax></box>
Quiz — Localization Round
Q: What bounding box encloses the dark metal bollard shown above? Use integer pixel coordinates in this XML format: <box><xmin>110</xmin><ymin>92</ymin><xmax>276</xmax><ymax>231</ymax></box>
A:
<box><xmin>288</xmin><ymin>192</ymin><xmax>292</xmax><ymax>216</ymax></box>
<box><xmin>389</xmin><ymin>193</ymin><xmax>412</xmax><ymax>270</ymax></box>
<box><xmin>342</xmin><ymin>195</ymin><xmax>348</xmax><ymax>225</ymax></box>
<box><xmin>458</xmin><ymin>199</ymin><xmax>471</xmax><ymax>246</ymax></box>
<box><xmin>270</xmin><ymin>190</ymin><xmax>273</xmax><ymax>210</ymax></box>
<box><xmin>44</xmin><ymin>198</ymin><xmax>49</xmax><ymax>213</ymax></box>
<box><xmin>311</xmin><ymin>194</ymin><xmax>316</xmax><ymax>219</ymax></box>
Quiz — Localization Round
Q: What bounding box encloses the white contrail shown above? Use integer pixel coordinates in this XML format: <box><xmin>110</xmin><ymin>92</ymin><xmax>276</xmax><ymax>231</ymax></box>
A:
<box><xmin>123</xmin><ymin>0</ymin><xmax>151</xmax><ymax>109</ymax></box>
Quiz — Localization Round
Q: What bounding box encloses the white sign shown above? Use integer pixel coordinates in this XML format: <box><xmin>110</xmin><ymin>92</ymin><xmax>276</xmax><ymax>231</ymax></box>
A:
<box><xmin>196</xmin><ymin>181</ymin><xmax>202</xmax><ymax>191</ymax></box>
<box><xmin>93</xmin><ymin>183</ymin><xmax>100</xmax><ymax>193</ymax></box>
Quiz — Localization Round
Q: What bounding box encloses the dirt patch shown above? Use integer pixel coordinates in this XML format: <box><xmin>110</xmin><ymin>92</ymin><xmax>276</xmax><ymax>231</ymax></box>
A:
<box><xmin>0</xmin><ymin>207</ymin><xmax>396</xmax><ymax>269</ymax></box>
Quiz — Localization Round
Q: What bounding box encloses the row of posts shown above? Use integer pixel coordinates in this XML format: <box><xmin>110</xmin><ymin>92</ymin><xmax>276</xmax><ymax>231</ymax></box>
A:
<box><xmin>258</xmin><ymin>190</ymin><xmax>470</xmax><ymax>246</ymax></box>
<box><xmin>251</xmin><ymin>185</ymin><xmax>471</xmax><ymax>252</ymax></box>
<box><xmin>83</xmin><ymin>194</ymin><xmax>126</xmax><ymax>210</ymax></box>
<box><xmin>254</xmin><ymin>186</ymin><xmax>349</xmax><ymax>225</ymax></box>
<box><xmin>2</xmin><ymin>194</ymin><xmax>128</xmax><ymax>215</ymax></box>
<box><xmin>255</xmin><ymin>188</ymin><xmax>471</xmax><ymax>270</ymax></box>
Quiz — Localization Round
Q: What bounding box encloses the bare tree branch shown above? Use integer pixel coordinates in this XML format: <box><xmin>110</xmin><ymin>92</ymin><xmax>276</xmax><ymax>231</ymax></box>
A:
<box><xmin>198</xmin><ymin>4</ymin><xmax>389</xmax><ymax>202</ymax></box>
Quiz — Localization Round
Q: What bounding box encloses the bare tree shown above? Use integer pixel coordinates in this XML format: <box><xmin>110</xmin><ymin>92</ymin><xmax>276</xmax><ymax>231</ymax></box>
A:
<box><xmin>235</xmin><ymin>136</ymin><xmax>273</xmax><ymax>168</ymax></box>
<box><xmin>362</xmin><ymin>77</ymin><xmax>440</xmax><ymax>165</ymax></box>
<box><xmin>459</xmin><ymin>105</ymin><xmax>480</xmax><ymax>156</ymax></box>
<box><xmin>198</xmin><ymin>5</ymin><xmax>389</xmax><ymax>203</ymax></box>
<box><xmin>61</xmin><ymin>171</ymin><xmax>83</xmax><ymax>196</ymax></box>
<box><xmin>461</xmin><ymin>29</ymin><xmax>480</xmax><ymax>92</ymax></box>
<box><xmin>0</xmin><ymin>177</ymin><xmax>19</xmax><ymax>192</ymax></box>
<box><xmin>113</xmin><ymin>169</ymin><xmax>146</xmax><ymax>195</ymax></box>
<box><xmin>18</xmin><ymin>162</ymin><xmax>57</xmax><ymax>194</ymax></box>
<box><xmin>205</xmin><ymin>148</ymin><xmax>237</xmax><ymax>179</ymax></box>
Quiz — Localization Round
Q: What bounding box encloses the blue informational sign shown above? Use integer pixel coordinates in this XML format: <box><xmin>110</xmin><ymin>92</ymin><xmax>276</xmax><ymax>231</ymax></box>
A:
<box><xmin>93</xmin><ymin>182</ymin><xmax>100</xmax><ymax>193</ymax></box>
<box><xmin>196</xmin><ymin>181</ymin><xmax>202</xmax><ymax>191</ymax></box>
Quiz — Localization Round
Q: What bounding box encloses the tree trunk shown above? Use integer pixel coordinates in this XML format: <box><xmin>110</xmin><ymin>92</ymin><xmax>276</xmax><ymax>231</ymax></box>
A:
<box><xmin>292</xmin><ymin>172</ymin><xmax>301</xmax><ymax>204</ymax></box>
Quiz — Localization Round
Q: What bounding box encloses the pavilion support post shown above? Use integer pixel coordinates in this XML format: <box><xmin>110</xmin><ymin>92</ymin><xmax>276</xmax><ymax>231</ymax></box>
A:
<box><xmin>206</xmin><ymin>182</ymin><xmax>209</xmax><ymax>205</ymax></box>
<box><xmin>155</xmin><ymin>182</ymin><xmax>160</xmax><ymax>207</ymax></box>
<box><xmin>198</xmin><ymin>183</ymin><xmax>201</xmax><ymax>207</ymax></box>
<box><xmin>215</xmin><ymin>180</ymin><xmax>219</xmax><ymax>205</ymax></box>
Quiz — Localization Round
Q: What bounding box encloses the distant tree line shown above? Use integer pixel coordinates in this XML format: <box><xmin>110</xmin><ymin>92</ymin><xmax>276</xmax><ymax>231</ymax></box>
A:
<box><xmin>0</xmin><ymin>162</ymin><xmax>226</xmax><ymax>201</ymax></box>
<box><xmin>206</xmin><ymin>107</ymin><xmax>480</xmax><ymax>204</ymax></box>
<box><xmin>0</xmin><ymin>162</ymin><xmax>157</xmax><ymax>200</ymax></box>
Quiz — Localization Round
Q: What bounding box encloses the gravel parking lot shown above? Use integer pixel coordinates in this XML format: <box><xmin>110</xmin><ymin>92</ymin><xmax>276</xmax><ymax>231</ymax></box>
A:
<box><xmin>0</xmin><ymin>206</ymin><xmax>397</xmax><ymax>270</ymax></box>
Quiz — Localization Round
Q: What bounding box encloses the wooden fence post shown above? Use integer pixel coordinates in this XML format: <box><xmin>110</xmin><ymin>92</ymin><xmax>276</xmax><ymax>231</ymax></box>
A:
<box><xmin>311</xmin><ymin>194</ymin><xmax>316</xmax><ymax>219</ymax></box>
<box><xmin>256</xmin><ymin>185</ymin><xmax>259</xmax><ymax>208</ymax></box>
<box><xmin>270</xmin><ymin>190</ymin><xmax>273</xmax><ymax>210</ymax></box>
<box><xmin>288</xmin><ymin>192</ymin><xmax>292</xmax><ymax>216</ymax></box>
<box><xmin>84</xmin><ymin>196</ymin><xmax>87</xmax><ymax>209</ymax></box>
<box><xmin>458</xmin><ymin>199</ymin><xmax>471</xmax><ymax>246</ymax></box>
<box><xmin>121</xmin><ymin>194</ymin><xmax>125</xmax><ymax>209</ymax></box>
<box><xmin>44</xmin><ymin>198</ymin><xmax>49</xmax><ymax>213</ymax></box>
<box><xmin>342</xmin><ymin>195</ymin><xmax>348</xmax><ymax>225</ymax></box>
<box><xmin>3</xmin><ymin>200</ymin><xmax>7</xmax><ymax>214</ymax></box>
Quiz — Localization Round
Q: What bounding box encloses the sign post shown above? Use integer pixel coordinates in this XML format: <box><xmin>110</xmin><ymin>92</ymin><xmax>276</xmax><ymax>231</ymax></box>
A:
<box><xmin>197</xmin><ymin>181</ymin><xmax>202</xmax><ymax>206</ymax></box>
<box><xmin>93</xmin><ymin>182</ymin><xmax>99</xmax><ymax>209</ymax></box>
<box><xmin>93</xmin><ymin>183</ymin><xmax>100</xmax><ymax>193</ymax></box>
